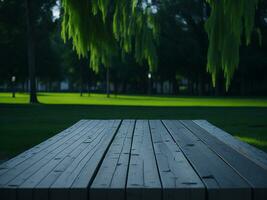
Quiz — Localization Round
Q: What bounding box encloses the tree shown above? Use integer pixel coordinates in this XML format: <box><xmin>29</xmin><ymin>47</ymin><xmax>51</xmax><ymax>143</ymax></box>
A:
<box><xmin>0</xmin><ymin>0</ymin><xmax>59</xmax><ymax>100</ymax></box>
<box><xmin>26</xmin><ymin>0</ymin><xmax>38</xmax><ymax>103</ymax></box>
<box><xmin>61</xmin><ymin>0</ymin><xmax>261</xmax><ymax>90</ymax></box>
<box><xmin>205</xmin><ymin>0</ymin><xmax>260</xmax><ymax>89</ymax></box>
<box><xmin>25</xmin><ymin>0</ymin><xmax>58</xmax><ymax>102</ymax></box>
<box><xmin>61</xmin><ymin>0</ymin><xmax>159</xmax><ymax>73</ymax></box>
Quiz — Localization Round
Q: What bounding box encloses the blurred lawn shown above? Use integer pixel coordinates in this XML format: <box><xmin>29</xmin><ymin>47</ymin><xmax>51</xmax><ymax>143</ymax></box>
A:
<box><xmin>1</xmin><ymin>92</ymin><xmax>267</xmax><ymax>107</ymax></box>
<box><xmin>0</xmin><ymin>92</ymin><xmax>267</xmax><ymax>159</ymax></box>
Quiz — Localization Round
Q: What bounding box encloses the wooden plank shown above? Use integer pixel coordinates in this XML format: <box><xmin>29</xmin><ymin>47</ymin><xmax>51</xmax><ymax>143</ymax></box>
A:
<box><xmin>2</xmin><ymin>119</ymin><xmax>267</xmax><ymax>200</ymax></box>
<box><xmin>11</xmin><ymin>120</ymin><xmax>102</xmax><ymax>186</ymax></box>
<box><xmin>163</xmin><ymin>120</ymin><xmax>252</xmax><ymax>200</ymax></box>
<box><xmin>17</xmin><ymin>120</ymin><xmax>106</xmax><ymax>200</ymax></box>
<box><xmin>126</xmin><ymin>120</ymin><xmax>162</xmax><ymax>200</ymax></box>
<box><xmin>50</xmin><ymin>120</ymin><xmax>121</xmax><ymax>200</ymax></box>
<box><xmin>194</xmin><ymin>120</ymin><xmax>267</xmax><ymax>170</ymax></box>
<box><xmin>149</xmin><ymin>120</ymin><xmax>205</xmax><ymax>200</ymax></box>
<box><xmin>90</xmin><ymin>120</ymin><xmax>135</xmax><ymax>200</ymax></box>
<box><xmin>0</xmin><ymin>120</ymin><xmax>86</xmax><ymax>176</ymax></box>
<box><xmin>0</xmin><ymin>119</ymin><xmax>95</xmax><ymax>186</ymax></box>
<box><xmin>0</xmin><ymin>120</ymin><xmax>102</xmax><ymax>200</ymax></box>
<box><xmin>182</xmin><ymin>120</ymin><xmax>267</xmax><ymax>200</ymax></box>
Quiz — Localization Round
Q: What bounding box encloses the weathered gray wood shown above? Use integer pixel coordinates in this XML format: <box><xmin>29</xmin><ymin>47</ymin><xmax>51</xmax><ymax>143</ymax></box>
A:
<box><xmin>163</xmin><ymin>120</ymin><xmax>252</xmax><ymax>200</ymax></box>
<box><xmin>1</xmin><ymin>119</ymin><xmax>267</xmax><ymax>200</ymax></box>
<box><xmin>149</xmin><ymin>120</ymin><xmax>205</xmax><ymax>200</ymax></box>
<box><xmin>0</xmin><ymin>120</ymin><xmax>102</xmax><ymax>200</ymax></box>
<box><xmin>14</xmin><ymin>120</ymin><xmax>102</xmax><ymax>185</ymax></box>
<box><xmin>194</xmin><ymin>120</ymin><xmax>267</xmax><ymax>170</ymax></box>
<box><xmin>90</xmin><ymin>120</ymin><xmax>135</xmax><ymax>200</ymax></box>
<box><xmin>0</xmin><ymin>120</ymin><xmax>98</xmax><ymax>185</ymax></box>
<box><xmin>0</xmin><ymin>120</ymin><xmax>86</xmax><ymax>176</ymax></box>
<box><xmin>0</xmin><ymin>120</ymin><xmax>92</xmax><ymax>183</ymax></box>
<box><xmin>182</xmin><ymin>120</ymin><xmax>267</xmax><ymax>200</ymax></box>
<box><xmin>50</xmin><ymin>120</ymin><xmax>121</xmax><ymax>200</ymax></box>
<box><xmin>0</xmin><ymin>120</ymin><xmax>91</xmax><ymax>200</ymax></box>
<box><xmin>126</xmin><ymin>120</ymin><xmax>162</xmax><ymax>200</ymax></box>
<box><xmin>18</xmin><ymin>120</ymin><xmax>105</xmax><ymax>200</ymax></box>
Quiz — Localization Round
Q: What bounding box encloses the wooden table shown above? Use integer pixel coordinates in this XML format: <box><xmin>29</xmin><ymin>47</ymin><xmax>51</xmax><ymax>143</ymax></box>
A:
<box><xmin>0</xmin><ymin>120</ymin><xmax>267</xmax><ymax>200</ymax></box>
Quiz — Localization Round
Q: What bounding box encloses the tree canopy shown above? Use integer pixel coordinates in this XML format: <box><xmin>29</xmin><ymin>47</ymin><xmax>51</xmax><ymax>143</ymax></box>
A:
<box><xmin>61</xmin><ymin>0</ymin><xmax>159</xmax><ymax>72</ymax></box>
<box><xmin>205</xmin><ymin>0</ymin><xmax>260</xmax><ymax>89</ymax></box>
<box><xmin>1</xmin><ymin>0</ymin><xmax>265</xmax><ymax>95</ymax></box>
<box><xmin>61</xmin><ymin>0</ymin><xmax>261</xmax><ymax>89</ymax></box>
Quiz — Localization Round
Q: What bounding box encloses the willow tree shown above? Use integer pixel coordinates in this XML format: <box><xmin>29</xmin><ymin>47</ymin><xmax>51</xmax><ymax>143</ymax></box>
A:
<box><xmin>205</xmin><ymin>0</ymin><xmax>260</xmax><ymax>89</ymax></box>
<box><xmin>61</xmin><ymin>0</ymin><xmax>159</xmax><ymax>73</ymax></box>
<box><xmin>61</xmin><ymin>0</ymin><xmax>260</xmax><ymax>89</ymax></box>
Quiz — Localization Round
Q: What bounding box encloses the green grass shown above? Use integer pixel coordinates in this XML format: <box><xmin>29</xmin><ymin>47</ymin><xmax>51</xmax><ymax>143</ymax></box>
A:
<box><xmin>0</xmin><ymin>92</ymin><xmax>267</xmax><ymax>159</ymax></box>
<box><xmin>1</xmin><ymin>92</ymin><xmax>267</xmax><ymax>107</ymax></box>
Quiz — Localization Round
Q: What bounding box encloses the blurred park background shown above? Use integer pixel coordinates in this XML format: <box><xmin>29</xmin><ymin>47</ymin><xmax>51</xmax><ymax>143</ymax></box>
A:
<box><xmin>0</xmin><ymin>0</ymin><xmax>267</xmax><ymax>160</ymax></box>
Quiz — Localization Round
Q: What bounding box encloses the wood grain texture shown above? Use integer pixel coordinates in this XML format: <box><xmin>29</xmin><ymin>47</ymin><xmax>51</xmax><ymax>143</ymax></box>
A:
<box><xmin>0</xmin><ymin>120</ymin><xmax>100</xmax><ymax>200</ymax></box>
<box><xmin>0</xmin><ymin>120</ymin><xmax>87</xmax><ymax>176</ymax></box>
<box><xmin>50</xmin><ymin>120</ymin><xmax>121</xmax><ymax>200</ymax></box>
<box><xmin>163</xmin><ymin>120</ymin><xmax>252</xmax><ymax>200</ymax></box>
<box><xmin>1</xmin><ymin>119</ymin><xmax>267</xmax><ymax>200</ymax></box>
<box><xmin>21</xmin><ymin>120</ymin><xmax>105</xmax><ymax>200</ymax></box>
<box><xmin>194</xmin><ymin>120</ymin><xmax>267</xmax><ymax>170</ymax></box>
<box><xmin>150</xmin><ymin>120</ymin><xmax>205</xmax><ymax>200</ymax></box>
<box><xmin>182</xmin><ymin>120</ymin><xmax>267</xmax><ymax>200</ymax></box>
<box><xmin>90</xmin><ymin>120</ymin><xmax>135</xmax><ymax>200</ymax></box>
<box><xmin>126</xmin><ymin>120</ymin><xmax>162</xmax><ymax>200</ymax></box>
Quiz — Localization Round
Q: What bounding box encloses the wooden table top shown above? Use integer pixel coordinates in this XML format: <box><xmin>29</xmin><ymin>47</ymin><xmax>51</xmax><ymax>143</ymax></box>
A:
<box><xmin>0</xmin><ymin>120</ymin><xmax>267</xmax><ymax>200</ymax></box>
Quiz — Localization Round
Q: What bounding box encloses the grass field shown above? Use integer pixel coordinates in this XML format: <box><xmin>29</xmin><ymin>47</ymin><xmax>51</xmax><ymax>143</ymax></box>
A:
<box><xmin>1</xmin><ymin>92</ymin><xmax>267</xmax><ymax>107</ymax></box>
<box><xmin>0</xmin><ymin>92</ymin><xmax>267</xmax><ymax>160</ymax></box>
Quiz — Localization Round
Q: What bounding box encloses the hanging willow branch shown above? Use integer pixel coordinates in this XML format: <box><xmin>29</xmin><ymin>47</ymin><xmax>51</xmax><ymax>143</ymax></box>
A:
<box><xmin>61</xmin><ymin>0</ymin><xmax>159</xmax><ymax>72</ymax></box>
<box><xmin>205</xmin><ymin>0</ymin><xmax>260</xmax><ymax>89</ymax></box>
<box><xmin>61</xmin><ymin>0</ymin><xmax>260</xmax><ymax>89</ymax></box>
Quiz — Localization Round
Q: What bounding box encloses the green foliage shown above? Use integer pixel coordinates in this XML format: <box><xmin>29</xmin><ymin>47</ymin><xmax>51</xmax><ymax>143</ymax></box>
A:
<box><xmin>205</xmin><ymin>0</ymin><xmax>259</xmax><ymax>89</ymax></box>
<box><xmin>61</xmin><ymin>0</ymin><xmax>159</xmax><ymax>72</ymax></box>
<box><xmin>61</xmin><ymin>0</ymin><xmax>261</xmax><ymax>89</ymax></box>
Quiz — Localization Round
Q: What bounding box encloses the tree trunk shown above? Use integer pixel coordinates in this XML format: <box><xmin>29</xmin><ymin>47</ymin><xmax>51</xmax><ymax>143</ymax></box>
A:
<box><xmin>215</xmin><ymin>70</ymin><xmax>225</xmax><ymax>96</ymax></box>
<box><xmin>215</xmin><ymin>75</ymin><xmax>220</xmax><ymax>96</ymax></box>
<box><xmin>12</xmin><ymin>81</ymin><xmax>16</xmax><ymax>98</ymax></box>
<box><xmin>106</xmin><ymin>66</ymin><xmax>110</xmax><ymax>98</ymax></box>
<box><xmin>148</xmin><ymin>78</ymin><xmax>151</xmax><ymax>95</ymax></box>
<box><xmin>173</xmin><ymin>79</ymin><xmax>179</xmax><ymax>95</ymax></box>
<box><xmin>80</xmin><ymin>65</ymin><xmax>83</xmax><ymax>97</ymax></box>
<box><xmin>198</xmin><ymin>73</ymin><xmax>204</xmax><ymax>96</ymax></box>
<box><xmin>87</xmin><ymin>81</ymin><xmax>90</xmax><ymax>96</ymax></box>
<box><xmin>26</xmin><ymin>0</ymin><xmax>38</xmax><ymax>103</ymax></box>
<box><xmin>114</xmin><ymin>79</ymin><xmax>118</xmax><ymax>97</ymax></box>
<box><xmin>188</xmin><ymin>80</ymin><xmax>193</xmax><ymax>95</ymax></box>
